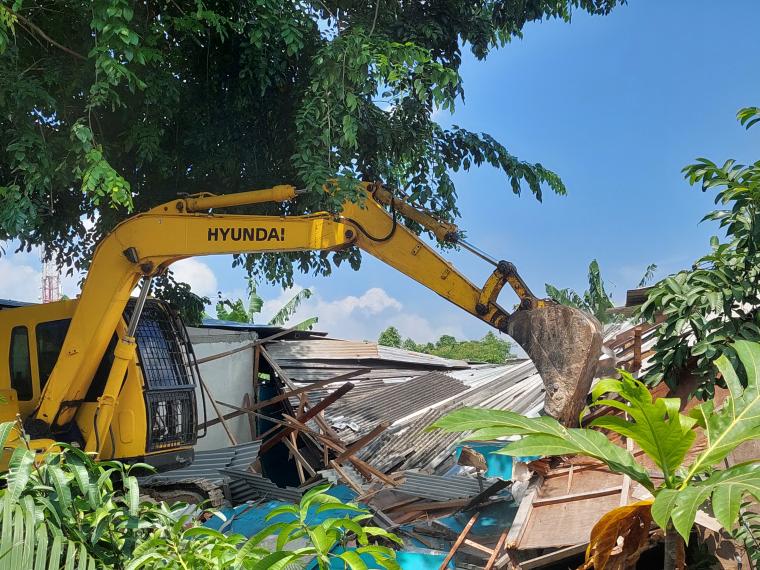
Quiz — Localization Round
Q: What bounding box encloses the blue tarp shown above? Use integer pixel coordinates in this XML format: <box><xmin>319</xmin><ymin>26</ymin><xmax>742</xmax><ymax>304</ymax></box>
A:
<box><xmin>455</xmin><ymin>442</ymin><xmax>538</xmax><ymax>479</ymax></box>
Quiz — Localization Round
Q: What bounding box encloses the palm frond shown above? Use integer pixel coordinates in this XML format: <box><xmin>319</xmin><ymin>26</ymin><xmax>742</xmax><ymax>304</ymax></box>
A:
<box><xmin>269</xmin><ymin>289</ymin><xmax>314</xmax><ymax>326</ymax></box>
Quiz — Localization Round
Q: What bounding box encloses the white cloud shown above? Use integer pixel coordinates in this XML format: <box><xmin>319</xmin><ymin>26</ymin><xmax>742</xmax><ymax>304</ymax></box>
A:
<box><xmin>0</xmin><ymin>256</ymin><xmax>41</xmax><ymax>302</ymax></box>
<box><xmin>391</xmin><ymin>313</ymin><xmax>464</xmax><ymax>343</ymax></box>
<box><xmin>260</xmin><ymin>284</ymin><xmax>465</xmax><ymax>343</ymax></box>
<box><xmin>171</xmin><ymin>259</ymin><xmax>218</xmax><ymax>298</ymax></box>
<box><xmin>315</xmin><ymin>287</ymin><xmax>402</xmax><ymax>317</ymax></box>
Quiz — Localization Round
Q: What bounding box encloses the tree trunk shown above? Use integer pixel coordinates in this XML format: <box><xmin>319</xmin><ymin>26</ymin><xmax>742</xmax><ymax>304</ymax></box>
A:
<box><xmin>663</xmin><ymin>525</ymin><xmax>686</xmax><ymax>570</ymax></box>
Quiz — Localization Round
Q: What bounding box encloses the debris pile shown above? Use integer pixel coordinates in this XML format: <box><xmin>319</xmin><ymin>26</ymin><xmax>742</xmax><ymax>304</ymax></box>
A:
<box><xmin>172</xmin><ymin>320</ymin><xmax>747</xmax><ymax>569</ymax></box>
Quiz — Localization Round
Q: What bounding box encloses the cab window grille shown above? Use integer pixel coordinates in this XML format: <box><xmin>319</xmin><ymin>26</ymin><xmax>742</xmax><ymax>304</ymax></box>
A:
<box><xmin>145</xmin><ymin>390</ymin><xmax>196</xmax><ymax>451</ymax></box>
<box><xmin>125</xmin><ymin>299</ymin><xmax>198</xmax><ymax>451</ymax></box>
<box><xmin>126</xmin><ymin>301</ymin><xmax>191</xmax><ymax>389</ymax></box>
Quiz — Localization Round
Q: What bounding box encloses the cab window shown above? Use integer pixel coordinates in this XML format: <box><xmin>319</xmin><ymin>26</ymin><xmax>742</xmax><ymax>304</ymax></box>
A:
<box><xmin>10</xmin><ymin>326</ymin><xmax>32</xmax><ymax>400</ymax></box>
<box><xmin>36</xmin><ymin>319</ymin><xmax>71</xmax><ymax>391</ymax></box>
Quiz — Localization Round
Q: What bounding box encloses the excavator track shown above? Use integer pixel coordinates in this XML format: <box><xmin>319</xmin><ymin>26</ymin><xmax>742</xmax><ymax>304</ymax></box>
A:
<box><xmin>142</xmin><ymin>478</ymin><xmax>227</xmax><ymax>508</ymax></box>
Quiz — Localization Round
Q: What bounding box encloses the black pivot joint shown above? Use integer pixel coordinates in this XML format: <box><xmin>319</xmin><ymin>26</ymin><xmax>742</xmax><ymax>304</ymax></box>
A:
<box><xmin>497</xmin><ymin>260</ymin><xmax>516</xmax><ymax>276</ymax></box>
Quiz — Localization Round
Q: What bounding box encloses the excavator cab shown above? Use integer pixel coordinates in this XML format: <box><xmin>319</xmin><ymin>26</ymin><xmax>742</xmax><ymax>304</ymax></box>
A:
<box><xmin>0</xmin><ymin>298</ymin><xmax>199</xmax><ymax>469</ymax></box>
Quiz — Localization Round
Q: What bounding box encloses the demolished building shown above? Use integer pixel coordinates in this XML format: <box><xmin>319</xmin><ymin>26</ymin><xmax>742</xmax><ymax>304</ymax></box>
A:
<box><xmin>138</xmin><ymin>318</ymin><xmax>752</xmax><ymax>569</ymax></box>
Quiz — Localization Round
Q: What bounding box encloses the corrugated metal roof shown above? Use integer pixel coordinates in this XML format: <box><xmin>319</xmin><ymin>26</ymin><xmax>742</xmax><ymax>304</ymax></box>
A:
<box><xmin>327</xmin><ymin>372</ymin><xmax>468</xmax><ymax>436</ymax></box>
<box><xmin>0</xmin><ymin>298</ymin><xmax>33</xmax><ymax>309</ymax></box>
<box><xmin>350</xmin><ymin>360</ymin><xmax>547</xmax><ymax>474</ymax></box>
<box><xmin>397</xmin><ymin>471</ymin><xmax>495</xmax><ymax>502</ymax></box>
<box><xmin>267</xmin><ymin>338</ymin><xmax>468</xmax><ymax>368</ymax></box>
<box><xmin>220</xmin><ymin>469</ymin><xmax>303</xmax><ymax>502</ymax></box>
<box><xmin>140</xmin><ymin>441</ymin><xmax>261</xmax><ymax>486</ymax></box>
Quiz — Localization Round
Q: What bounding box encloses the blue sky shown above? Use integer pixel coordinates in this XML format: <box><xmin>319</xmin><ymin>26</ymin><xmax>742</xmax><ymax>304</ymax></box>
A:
<box><xmin>3</xmin><ymin>0</ymin><xmax>760</xmax><ymax>344</ymax></box>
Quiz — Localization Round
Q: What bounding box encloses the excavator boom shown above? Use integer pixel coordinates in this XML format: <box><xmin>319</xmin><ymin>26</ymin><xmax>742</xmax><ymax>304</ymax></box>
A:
<box><xmin>32</xmin><ymin>182</ymin><xmax>601</xmax><ymax>453</ymax></box>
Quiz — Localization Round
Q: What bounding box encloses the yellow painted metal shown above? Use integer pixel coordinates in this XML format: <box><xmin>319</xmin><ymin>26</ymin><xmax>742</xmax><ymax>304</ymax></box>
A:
<box><xmin>0</xmin><ymin>299</ymin><xmax>150</xmax><ymax>461</ymax></box>
<box><xmin>2</xmin><ymin>180</ymin><xmax>533</xmax><ymax>467</ymax></box>
<box><xmin>33</xmin><ymin>212</ymin><xmax>354</xmax><ymax>429</ymax></box>
<box><xmin>174</xmin><ymin>184</ymin><xmax>299</xmax><ymax>213</ymax></box>
<box><xmin>369</xmin><ymin>184</ymin><xmax>459</xmax><ymax>243</ymax></box>
<box><xmin>84</xmin><ymin>336</ymin><xmax>136</xmax><ymax>459</ymax></box>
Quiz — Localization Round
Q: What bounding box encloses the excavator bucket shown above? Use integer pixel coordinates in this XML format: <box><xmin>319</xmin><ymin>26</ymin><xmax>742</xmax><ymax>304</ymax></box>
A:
<box><xmin>505</xmin><ymin>304</ymin><xmax>603</xmax><ymax>427</ymax></box>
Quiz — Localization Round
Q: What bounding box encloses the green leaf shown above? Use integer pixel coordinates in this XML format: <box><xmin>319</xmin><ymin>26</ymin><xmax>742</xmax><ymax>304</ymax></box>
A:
<box><xmin>6</xmin><ymin>447</ymin><xmax>35</xmax><ymax>506</ymax></box>
<box><xmin>589</xmin><ymin>372</ymin><xmax>697</xmax><ymax>480</ymax></box>
<box><xmin>430</xmin><ymin>407</ymin><xmax>565</xmax><ymax>437</ymax></box>
<box><xmin>249</xmin><ymin>551</ymin><xmax>300</xmax><ymax>570</ymax></box>
<box><xmin>338</xmin><ymin>550</ymin><xmax>369</xmax><ymax>570</ymax></box>
<box><xmin>685</xmin><ymin>341</ymin><xmax>760</xmax><ymax>478</ymax></box>
<box><xmin>434</xmin><ymin>407</ymin><xmax>652</xmax><ymax>489</ymax></box>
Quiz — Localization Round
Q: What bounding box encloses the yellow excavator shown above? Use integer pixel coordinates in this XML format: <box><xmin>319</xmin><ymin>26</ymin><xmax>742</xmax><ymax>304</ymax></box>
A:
<box><xmin>0</xmin><ymin>182</ymin><xmax>601</xmax><ymax>471</ymax></box>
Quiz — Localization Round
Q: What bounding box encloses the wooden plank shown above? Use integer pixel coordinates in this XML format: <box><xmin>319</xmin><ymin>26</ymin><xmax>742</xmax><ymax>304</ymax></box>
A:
<box><xmin>463</xmin><ymin>538</ymin><xmax>493</xmax><ymax>556</ymax></box>
<box><xmin>258</xmin><ymin>382</ymin><xmax>355</xmax><ymax>453</ymax></box>
<box><xmin>199</xmin><ymin>377</ymin><xmax>238</xmax><ymax>445</ymax></box>
<box><xmin>204</xmin><ymin>372</ymin><xmax>360</xmax><ymax>430</ymax></box>
<box><xmin>566</xmin><ymin>464</ymin><xmax>574</xmax><ymax>494</ymax></box>
<box><xmin>394</xmin><ymin>498</ymin><xmax>472</xmax><ymax>513</ymax></box>
<box><xmin>330</xmin><ymin>460</ymin><xmax>363</xmax><ymax>494</ymax></box>
<box><xmin>243</xmin><ymin>393</ymin><xmax>256</xmax><ymax>440</ymax></box>
<box><xmin>438</xmin><ymin>513</ymin><xmax>479</xmax><ymax>570</ymax></box>
<box><xmin>380</xmin><ymin>497</ymin><xmax>422</xmax><ymax>512</ymax></box>
<box><xmin>519</xmin><ymin>543</ymin><xmax>588</xmax><ymax>570</ymax></box>
<box><xmin>259</xmin><ymin>344</ymin><xmax>298</xmax><ymax>390</ymax></box>
<box><xmin>484</xmin><ymin>528</ymin><xmax>509</xmax><ymax>570</ymax></box>
<box><xmin>633</xmin><ymin>325</ymin><xmax>643</xmax><ymax>372</ymax></box>
<box><xmin>314</xmin><ymin>412</ymin><xmax>342</xmax><ymax>441</ymax></box>
<box><xmin>285</xmin><ymin>433</ymin><xmax>306</xmax><ymax>483</ymax></box>
<box><xmin>334</xmin><ymin>422</ymin><xmax>390</xmax><ymax>462</ymax></box>
<box><xmin>290</xmin><ymin>436</ymin><xmax>317</xmax><ymax>477</ymax></box>
<box><xmin>531</xmin><ymin>485</ymin><xmax>623</xmax><ymax>507</ymax></box>
<box><xmin>463</xmin><ymin>478</ymin><xmax>511</xmax><ymax>511</ymax></box>
<box><xmin>281</xmin><ymin>414</ymin><xmax>396</xmax><ymax>486</ymax></box>
<box><xmin>506</xmin><ymin>483</ymin><xmax>538</xmax><ymax>548</ymax></box>
<box><xmin>252</xmin><ymin>344</ymin><xmax>260</xmax><ymax>438</ymax></box>
<box><xmin>196</xmin><ymin>342</ymin><xmax>256</xmax><ymax>365</ymax></box>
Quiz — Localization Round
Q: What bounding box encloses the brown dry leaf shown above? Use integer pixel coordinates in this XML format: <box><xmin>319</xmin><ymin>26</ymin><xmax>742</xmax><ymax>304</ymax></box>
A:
<box><xmin>579</xmin><ymin>500</ymin><xmax>653</xmax><ymax>570</ymax></box>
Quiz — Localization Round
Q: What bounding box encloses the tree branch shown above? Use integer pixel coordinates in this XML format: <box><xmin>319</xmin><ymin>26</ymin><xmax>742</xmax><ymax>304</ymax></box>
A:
<box><xmin>14</xmin><ymin>11</ymin><xmax>86</xmax><ymax>61</ymax></box>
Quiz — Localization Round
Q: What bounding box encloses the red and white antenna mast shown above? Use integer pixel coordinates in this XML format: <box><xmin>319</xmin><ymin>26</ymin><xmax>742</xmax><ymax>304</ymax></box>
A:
<box><xmin>41</xmin><ymin>253</ymin><xmax>61</xmax><ymax>304</ymax></box>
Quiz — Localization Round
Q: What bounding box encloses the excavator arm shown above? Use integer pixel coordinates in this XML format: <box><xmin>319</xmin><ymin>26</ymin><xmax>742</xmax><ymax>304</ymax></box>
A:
<box><xmin>31</xmin><ymin>182</ymin><xmax>601</xmax><ymax>454</ymax></box>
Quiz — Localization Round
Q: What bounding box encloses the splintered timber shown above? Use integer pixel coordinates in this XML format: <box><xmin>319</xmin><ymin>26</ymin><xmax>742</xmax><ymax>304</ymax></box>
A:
<box><xmin>207</xmin><ymin>227</ymin><xmax>286</xmax><ymax>241</ymax></box>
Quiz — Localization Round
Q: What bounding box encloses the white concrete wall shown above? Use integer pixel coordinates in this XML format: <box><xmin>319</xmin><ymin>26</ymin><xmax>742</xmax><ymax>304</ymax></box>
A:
<box><xmin>188</xmin><ymin>327</ymin><xmax>258</xmax><ymax>451</ymax></box>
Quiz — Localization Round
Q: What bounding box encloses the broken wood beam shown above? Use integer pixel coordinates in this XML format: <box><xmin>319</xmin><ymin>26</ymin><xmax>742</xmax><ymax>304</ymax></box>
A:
<box><xmin>439</xmin><ymin>513</ymin><xmax>479</xmax><ymax>570</ymax></box>
<box><xmin>531</xmin><ymin>485</ymin><xmax>623</xmax><ymax>507</ymax></box>
<box><xmin>281</xmin><ymin>414</ymin><xmax>397</xmax><ymax>487</ymax></box>
<box><xmin>284</xmin><ymin>432</ymin><xmax>313</xmax><ymax>483</ymax></box>
<box><xmin>259</xmin><ymin>344</ymin><xmax>298</xmax><ymax>390</ymax></box>
<box><xmin>199</xmin><ymin>377</ymin><xmax>238</xmax><ymax>446</ymax></box>
<box><xmin>330</xmin><ymin>460</ymin><xmax>364</xmax><ymax>494</ymax></box>
<box><xmin>259</xmin><ymin>382</ymin><xmax>354</xmax><ymax>453</ymax></box>
<box><xmin>209</xmin><ymin>370</ymin><xmax>362</xmax><ymax>429</ymax></box>
<box><xmin>393</xmin><ymin>498</ymin><xmax>472</xmax><ymax>513</ymax></box>
<box><xmin>195</xmin><ymin>342</ymin><xmax>256</xmax><ymax>365</ymax></box>
<box><xmin>243</xmin><ymin>393</ymin><xmax>256</xmax><ymax>440</ymax></box>
<box><xmin>334</xmin><ymin>422</ymin><xmax>390</xmax><ymax>462</ymax></box>
<box><xmin>484</xmin><ymin>528</ymin><xmax>509</xmax><ymax>570</ymax></box>
<box><xmin>463</xmin><ymin>478</ymin><xmax>511</xmax><ymax>511</ymax></box>
<box><xmin>313</xmin><ymin>412</ymin><xmax>343</xmax><ymax>441</ymax></box>
<box><xmin>463</xmin><ymin>538</ymin><xmax>494</xmax><ymax>556</ymax></box>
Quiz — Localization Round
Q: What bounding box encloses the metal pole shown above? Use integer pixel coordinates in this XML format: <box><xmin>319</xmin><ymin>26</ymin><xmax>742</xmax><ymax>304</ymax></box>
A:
<box><xmin>457</xmin><ymin>238</ymin><xmax>499</xmax><ymax>267</ymax></box>
<box><xmin>126</xmin><ymin>275</ymin><xmax>153</xmax><ymax>337</ymax></box>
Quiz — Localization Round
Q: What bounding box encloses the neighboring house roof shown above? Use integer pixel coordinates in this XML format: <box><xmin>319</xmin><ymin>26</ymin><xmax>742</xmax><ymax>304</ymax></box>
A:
<box><xmin>0</xmin><ymin>298</ymin><xmax>34</xmax><ymax>309</ymax></box>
